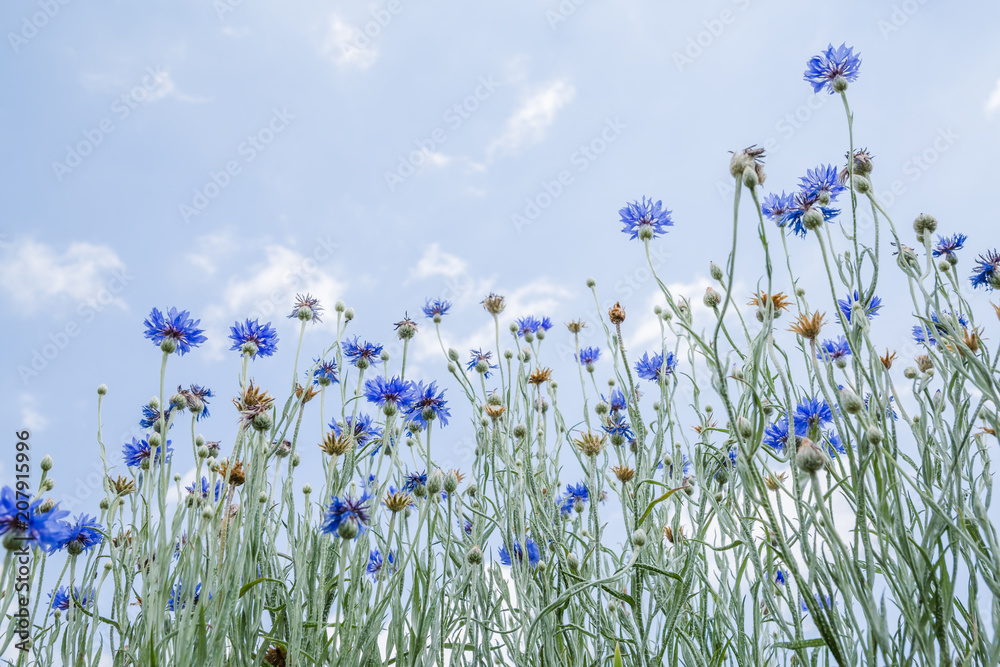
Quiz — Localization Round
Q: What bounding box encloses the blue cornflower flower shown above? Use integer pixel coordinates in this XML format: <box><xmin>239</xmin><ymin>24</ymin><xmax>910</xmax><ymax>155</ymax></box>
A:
<box><xmin>322</xmin><ymin>492</ymin><xmax>372</xmax><ymax>538</ymax></box>
<box><xmin>578</xmin><ymin>346</ymin><xmax>601</xmax><ymax>368</ymax></box>
<box><xmin>659</xmin><ymin>453</ymin><xmax>694</xmax><ymax>478</ymax></box>
<box><xmin>799</xmin><ymin>165</ymin><xmax>846</xmax><ymax>201</ymax></box>
<box><xmin>602</xmin><ymin>413</ymin><xmax>635</xmax><ymax>444</ymax></box>
<box><xmin>515</xmin><ymin>316</ymin><xmax>548</xmax><ymax>337</ymax></box>
<box><xmin>186</xmin><ymin>477</ymin><xmax>223</xmax><ymax>502</ymax></box>
<box><xmin>801</xmin><ymin>593</ymin><xmax>837</xmax><ymax>612</ymax></box>
<box><xmin>47</xmin><ymin>514</ymin><xmax>103</xmax><ymax>555</ymax></box>
<box><xmin>763</xmin><ymin>417</ymin><xmax>796</xmax><ymax>454</ymax></box>
<box><xmin>407</xmin><ymin>381</ymin><xmax>450</xmax><ymax>429</ymax></box>
<box><xmin>312</xmin><ymin>358</ymin><xmax>339</xmax><ymax>386</ymax></box>
<box><xmin>143</xmin><ymin>307</ymin><xmax>207</xmax><ymax>355</ymax></box>
<box><xmin>229</xmin><ymin>319</ymin><xmax>279</xmax><ymax>358</ymax></box>
<box><xmin>498</xmin><ymin>538</ymin><xmax>541</xmax><ymax>567</ymax></box>
<box><xmin>827</xmin><ymin>433</ymin><xmax>847</xmax><ymax>457</ymax></box>
<box><xmin>817</xmin><ymin>336</ymin><xmax>852</xmax><ymax>362</ymax></box>
<box><xmin>634</xmin><ymin>351</ymin><xmax>677</xmax><ymax>382</ymax></box>
<box><xmin>167</xmin><ymin>582</ymin><xmax>207</xmax><ymax>612</ymax></box>
<box><xmin>761</xmin><ymin>192</ymin><xmax>795</xmax><ymax>223</ymax></box>
<box><xmin>970</xmin><ymin>249</ymin><xmax>1000</xmax><ymax>291</ymax></box>
<box><xmin>367</xmin><ymin>549</ymin><xmax>396</xmax><ymax>581</ymax></box>
<box><xmin>342</xmin><ymin>336</ymin><xmax>384</xmax><ymax>368</ymax></box>
<box><xmin>864</xmin><ymin>394</ymin><xmax>898</xmax><ymax>421</ymax></box>
<box><xmin>775</xmin><ymin>569</ymin><xmax>788</xmax><ymax>586</ymax></box>
<box><xmin>933</xmin><ymin>234</ymin><xmax>967</xmax><ymax>258</ymax></box>
<box><xmin>912</xmin><ymin>311</ymin><xmax>970</xmax><ymax>345</ymax></box>
<box><xmin>330</xmin><ymin>414</ymin><xmax>383</xmax><ymax>448</ymax></box>
<box><xmin>0</xmin><ymin>487</ymin><xmax>71</xmax><ymax>551</ymax></box>
<box><xmin>177</xmin><ymin>384</ymin><xmax>214</xmax><ymax>421</ymax></box>
<box><xmin>619</xmin><ymin>197</ymin><xmax>674</xmax><ymax>241</ymax></box>
<box><xmin>603</xmin><ymin>388</ymin><xmax>627</xmax><ymax>413</ymax></box>
<box><xmin>49</xmin><ymin>586</ymin><xmax>94</xmax><ymax>615</ymax></box>
<box><xmin>364</xmin><ymin>376</ymin><xmax>416</xmax><ymax>414</ymax></box>
<box><xmin>557</xmin><ymin>483</ymin><xmax>589</xmax><ymax>516</ymax></box>
<box><xmin>402</xmin><ymin>471</ymin><xmax>428</xmax><ymax>494</ymax></box>
<box><xmin>837</xmin><ymin>290</ymin><xmax>882</xmax><ymax>324</ymax></box>
<box><xmin>795</xmin><ymin>397</ymin><xmax>833</xmax><ymax>431</ymax></box>
<box><xmin>781</xmin><ymin>191</ymin><xmax>840</xmax><ymax>237</ymax></box>
<box><xmin>422</xmin><ymin>298</ymin><xmax>452</xmax><ymax>319</ymax></box>
<box><xmin>122</xmin><ymin>436</ymin><xmax>172</xmax><ymax>468</ymax></box>
<box><xmin>462</xmin><ymin>519</ymin><xmax>473</xmax><ymax>535</ymax></box>
<box><xmin>467</xmin><ymin>348</ymin><xmax>498</xmax><ymax>378</ymax></box>
<box><xmin>804</xmin><ymin>43</ymin><xmax>861</xmax><ymax>94</ymax></box>
<box><xmin>139</xmin><ymin>403</ymin><xmax>174</xmax><ymax>430</ymax></box>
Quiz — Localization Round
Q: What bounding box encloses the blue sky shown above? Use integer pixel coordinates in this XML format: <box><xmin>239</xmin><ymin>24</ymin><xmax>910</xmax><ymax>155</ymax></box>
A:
<box><xmin>3</xmin><ymin>0</ymin><xmax>1000</xmax><ymax>514</ymax></box>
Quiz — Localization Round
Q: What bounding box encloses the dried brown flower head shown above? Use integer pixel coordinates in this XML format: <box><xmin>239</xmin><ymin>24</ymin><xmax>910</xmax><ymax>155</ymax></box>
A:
<box><xmin>611</xmin><ymin>465</ymin><xmax>635</xmax><ymax>484</ymax></box>
<box><xmin>915</xmin><ymin>355</ymin><xmax>933</xmax><ymax>373</ymax></box>
<box><xmin>233</xmin><ymin>380</ymin><xmax>274</xmax><ymax>427</ymax></box>
<box><xmin>481</xmin><ymin>292</ymin><xmax>506</xmax><ymax>316</ymax></box>
<box><xmin>566</xmin><ymin>319</ymin><xmax>586</xmax><ymax>334</ymax></box>
<box><xmin>663</xmin><ymin>525</ymin><xmax>685</xmax><ymax>544</ymax></box>
<box><xmin>295</xmin><ymin>382</ymin><xmax>320</xmax><ymax>404</ymax></box>
<box><xmin>319</xmin><ymin>431</ymin><xmax>352</xmax><ymax>457</ymax></box>
<box><xmin>108</xmin><ymin>475</ymin><xmax>136</xmax><ymax>496</ymax></box>
<box><xmin>219</xmin><ymin>460</ymin><xmax>246</xmax><ymax>486</ymax></box>
<box><xmin>693</xmin><ymin>421</ymin><xmax>718</xmax><ymax>435</ymax></box>
<box><xmin>112</xmin><ymin>529</ymin><xmax>132</xmax><ymax>549</ymax></box>
<box><xmin>528</xmin><ymin>367</ymin><xmax>553</xmax><ymax>386</ymax></box>
<box><xmin>484</xmin><ymin>404</ymin><xmax>507</xmax><ymax>422</ymax></box>
<box><xmin>609</xmin><ymin>302</ymin><xmax>626</xmax><ymax>325</ymax></box>
<box><xmin>729</xmin><ymin>145</ymin><xmax>767</xmax><ymax>184</ymax></box>
<box><xmin>749</xmin><ymin>292</ymin><xmax>793</xmax><ymax>315</ymax></box>
<box><xmin>879</xmin><ymin>349</ymin><xmax>898</xmax><ymax>370</ymax></box>
<box><xmin>763</xmin><ymin>472</ymin><xmax>787</xmax><ymax>491</ymax></box>
<box><xmin>788</xmin><ymin>312</ymin><xmax>825</xmax><ymax>340</ymax></box>
<box><xmin>573</xmin><ymin>431</ymin><xmax>607</xmax><ymax>458</ymax></box>
<box><xmin>263</xmin><ymin>645</ymin><xmax>287</xmax><ymax>667</ymax></box>
<box><xmin>383</xmin><ymin>491</ymin><xmax>413</xmax><ymax>513</ymax></box>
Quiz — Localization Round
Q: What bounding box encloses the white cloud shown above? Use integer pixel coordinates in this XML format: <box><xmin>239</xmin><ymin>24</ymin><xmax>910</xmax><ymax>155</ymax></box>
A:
<box><xmin>20</xmin><ymin>394</ymin><xmax>48</xmax><ymax>433</ymax></box>
<box><xmin>323</xmin><ymin>15</ymin><xmax>378</xmax><ymax>70</ymax></box>
<box><xmin>80</xmin><ymin>67</ymin><xmax>207</xmax><ymax>105</ymax></box>
<box><xmin>986</xmin><ymin>77</ymin><xmax>1000</xmax><ymax>114</ymax></box>
<box><xmin>201</xmin><ymin>245</ymin><xmax>347</xmax><ymax>358</ymax></box>
<box><xmin>411</xmin><ymin>244</ymin><xmax>468</xmax><ymax>282</ymax></box>
<box><xmin>186</xmin><ymin>229</ymin><xmax>238</xmax><ymax>276</ymax></box>
<box><xmin>488</xmin><ymin>79</ymin><xmax>575</xmax><ymax>159</ymax></box>
<box><xmin>0</xmin><ymin>237</ymin><xmax>128</xmax><ymax>312</ymax></box>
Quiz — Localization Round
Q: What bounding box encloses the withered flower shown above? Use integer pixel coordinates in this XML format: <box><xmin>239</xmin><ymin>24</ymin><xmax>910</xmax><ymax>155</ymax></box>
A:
<box><xmin>573</xmin><ymin>431</ymin><xmax>607</xmax><ymax>458</ymax></box>
<box><xmin>219</xmin><ymin>460</ymin><xmax>246</xmax><ymax>486</ymax></box>
<box><xmin>528</xmin><ymin>367</ymin><xmax>553</xmax><ymax>386</ymax></box>
<box><xmin>481</xmin><ymin>292</ymin><xmax>506</xmax><ymax>316</ymax></box>
<box><xmin>108</xmin><ymin>475</ymin><xmax>136</xmax><ymax>496</ymax></box>
<box><xmin>879</xmin><ymin>349</ymin><xmax>898</xmax><ymax>370</ymax></box>
<box><xmin>609</xmin><ymin>302</ymin><xmax>626</xmax><ymax>325</ymax></box>
<box><xmin>611</xmin><ymin>465</ymin><xmax>635</xmax><ymax>484</ymax></box>
<box><xmin>788</xmin><ymin>312</ymin><xmax>825</xmax><ymax>340</ymax></box>
<box><xmin>566</xmin><ymin>319</ymin><xmax>586</xmax><ymax>334</ymax></box>
<box><xmin>233</xmin><ymin>380</ymin><xmax>274</xmax><ymax>428</ymax></box>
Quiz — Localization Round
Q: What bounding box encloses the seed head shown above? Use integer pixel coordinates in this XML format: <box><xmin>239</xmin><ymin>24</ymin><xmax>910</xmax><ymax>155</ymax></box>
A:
<box><xmin>481</xmin><ymin>292</ymin><xmax>506</xmax><ymax>316</ymax></box>
<box><xmin>573</xmin><ymin>431</ymin><xmax>607</xmax><ymax>458</ymax></box>
<box><xmin>611</xmin><ymin>465</ymin><xmax>635</xmax><ymax>483</ymax></box>
<box><xmin>566</xmin><ymin>319</ymin><xmax>586</xmax><ymax>334</ymax></box>
<box><xmin>788</xmin><ymin>312</ymin><xmax>826</xmax><ymax>340</ymax></box>
<box><xmin>219</xmin><ymin>460</ymin><xmax>246</xmax><ymax>486</ymax></box>
<box><xmin>528</xmin><ymin>367</ymin><xmax>553</xmax><ymax>386</ymax></box>
<box><xmin>609</xmin><ymin>302</ymin><xmax>626</xmax><ymax>325</ymax></box>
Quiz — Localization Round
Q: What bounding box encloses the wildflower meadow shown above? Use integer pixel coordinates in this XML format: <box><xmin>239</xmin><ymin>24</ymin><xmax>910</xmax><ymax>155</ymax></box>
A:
<box><xmin>5</xmin><ymin>41</ymin><xmax>1000</xmax><ymax>667</ymax></box>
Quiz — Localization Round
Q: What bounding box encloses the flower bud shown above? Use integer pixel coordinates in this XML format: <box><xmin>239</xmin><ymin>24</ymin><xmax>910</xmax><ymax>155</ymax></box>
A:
<box><xmin>903</xmin><ymin>367</ymin><xmax>918</xmax><ymax>379</ymax></box>
<box><xmin>303</xmin><ymin>483</ymin><xmax>312</xmax><ymax>495</ymax></box>
<box><xmin>737</xmin><ymin>417</ymin><xmax>753</xmax><ymax>439</ymax></box>
<box><xmin>802</xmin><ymin>208</ymin><xmax>824</xmax><ymax>230</ymax></box>
<box><xmin>40</xmin><ymin>479</ymin><xmax>55</xmax><ymax>492</ymax></box>
<box><xmin>97</xmin><ymin>384</ymin><xmax>109</xmax><ymax>396</ymax></box>
<box><xmin>443</xmin><ymin>471</ymin><xmax>459</xmax><ymax>494</ymax></box>
<box><xmin>796</xmin><ymin>438</ymin><xmax>827</xmax><ymax>473</ymax></box>
<box><xmin>742</xmin><ymin>166</ymin><xmax>758</xmax><ymax>188</ymax></box>
<box><xmin>466</xmin><ymin>546</ymin><xmax>483</xmax><ymax>565</ymax></box>
<box><xmin>160</xmin><ymin>339</ymin><xmax>177</xmax><ymax>354</ymax></box>
<box><xmin>259</xmin><ymin>492</ymin><xmax>267</xmax><ymax>504</ymax></box>
<box><xmin>703</xmin><ymin>287</ymin><xmax>722</xmax><ymax>308</ymax></box>
<box><xmin>426</xmin><ymin>470</ymin><xmax>443</xmax><ymax>496</ymax></box>
<box><xmin>632</xmin><ymin>529</ymin><xmax>647</xmax><ymax>548</ymax></box>
<box><xmin>99</xmin><ymin>497</ymin><xmax>110</xmax><ymax>511</ymax></box>
<box><xmin>839</xmin><ymin>387</ymin><xmax>863</xmax><ymax>415</ymax></box>
<box><xmin>202</xmin><ymin>506</ymin><xmax>214</xmax><ymax>520</ymax></box>
<box><xmin>913</xmin><ymin>213</ymin><xmax>937</xmax><ymax>235</ymax></box>
<box><xmin>865</xmin><ymin>426</ymin><xmax>882</xmax><ymax>446</ymax></box>
<box><xmin>39</xmin><ymin>497</ymin><xmax>56</xmax><ymax>512</ymax></box>
<box><xmin>513</xmin><ymin>424</ymin><xmax>527</xmax><ymax>439</ymax></box>
<box><xmin>710</xmin><ymin>262</ymin><xmax>723</xmax><ymax>280</ymax></box>
<box><xmin>832</xmin><ymin>75</ymin><xmax>849</xmax><ymax>93</ymax></box>
<box><xmin>595</xmin><ymin>401</ymin><xmax>609</xmax><ymax>416</ymax></box>
<box><xmin>334</xmin><ymin>300</ymin><xmax>346</xmax><ymax>313</ymax></box>
<box><xmin>343</xmin><ymin>307</ymin><xmax>355</xmax><ymax>321</ymax></box>
<box><xmin>338</xmin><ymin>518</ymin><xmax>359</xmax><ymax>540</ymax></box>
<box><xmin>40</xmin><ymin>455</ymin><xmax>53</xmax><ymax>471</ymax></box>
<box><xmin>251</xmin><ymin>413</ymin><xmax>273</xmax><ymax>433</ymax></box>
<box><xmin>291</xmin><ymin>452</ymin><xmax>301</xmax><ymax>467</ymax></box>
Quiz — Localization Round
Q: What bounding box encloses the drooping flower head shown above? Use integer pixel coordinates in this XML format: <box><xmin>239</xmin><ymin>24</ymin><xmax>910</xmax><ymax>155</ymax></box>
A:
<box><xmin>312</xmin><ymin>358</ymin><xmax>339</xmax><ymax>386</ymax></box>
<box><xmin>933</xmin><ymin>234</ymin><xmax>967</xmax><ymax>258</ymax></box>
<box><xmin>143</xmin><ymin>307</ymin><xmax>207</xmax><ymax>355</ymax></box>
<box><xmin>367</xmin><ymin>549</ymin><xmax>396</xmax><ymax>581</ymax></box>
<box><xmin>578</xmin><ymin>346</ymin><xmax>601</xmax><ymax>369</ymax></box>
<box><xmin>139</xmin><ymin>403</ymin><xmax>174</xmax><ymax>430</ymax></box>
<box><xmin>619</xmin><ymin>197</ymin><xmax>674</xmax><ymax>241</ymax></box>
<box><xmin>635</xmin><ymin>351</ymin><xmax>677</xmax><ymax>382</ymax></box>
<box><xmin>970</xmin><ymin>249</ymin><xmax>1000</xmax><ymax>291</ymax></box>
<box><xmin>323</xmin><ymin>492</ymin><xmax>372</xmax><ymax>538</ymax></box>
<box><xmin>364</xmin><ymin>376</ymin><xmax>416</xmax><ymax>415</ymax></box>
<box><xmin>288</xmin><ymin>293</ymin><xmax>323</xmax><ymax>323</ymax></box>
<box><xmin>407</xmin><ymin>381</ymin><xmax>450</xmax><ymax>429</ymax></box>
<box><xmin>817</xmin><ymin>337</ymin><xmax>852</xmax><ymax>362</ymax></box>
<box><xmin>422</xmin><ymin>298</ymin><xmax>451</xmax><ymax>319</ymax></box>
<box><xmin>122</xmin><ymin>436</ymin><xmax>173</xmax><ymax>468</ymax></box>
<box><xmin>837</xmin><ymin>290</ymin><xmax>883</xmax><ymax>324</ymax></box>
<box><xmin>498</xmin><ymin>538</ymin><xmax>541</xmax><ymax>567</ymax></box>
<box><xmin>341</xmin><ymin>336</ymin><xmax>384</xmax><ymax>369</ymax></box>
<box><xmin>48</xmin><ymin>586</ymin><xmax>94</xmax><ymax>615</ymax></box>
<box><xmin>804</xmin><ymin>43</ymin><xmax>861</xmax><ymax>94</ymax></box>
<box><xmin>0</xmin><ymin>487</ymin><xmax>71</xmax><ymax>551</ymax></box>
<box><xmin>467</xmin><ymin>348</ymin><xmax>498</xmax><ymax>378</ymax></box>
<box><xmin>229</xmin><ymin>319</ymin><xmax>279</xmax><ymax>358</ymax></box>
<box><xmin>178</xmin><ymin>384</ymin><xmax>214</xmax><ymax>420</ymax></box>
<box><xmin>47</xmin><ymin>514</ymin><xmax>103</xmax><ymax>555</ymax></box>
